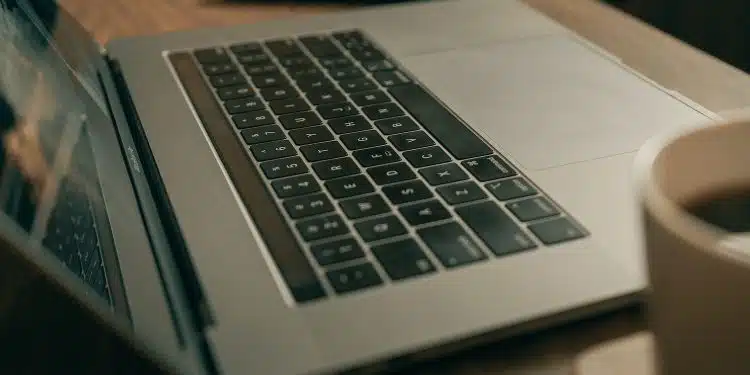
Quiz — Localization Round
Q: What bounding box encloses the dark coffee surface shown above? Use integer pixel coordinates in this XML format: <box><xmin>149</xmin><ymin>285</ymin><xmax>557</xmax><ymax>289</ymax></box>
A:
<box><xmin>685</xmin><ymin>188</ymin><xmax>750</xmax><ymax>233</ymax></box>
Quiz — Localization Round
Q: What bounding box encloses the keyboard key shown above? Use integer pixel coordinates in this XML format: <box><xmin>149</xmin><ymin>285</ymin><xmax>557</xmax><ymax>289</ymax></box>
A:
<box><xmin>252</xmin><ymin>73</ymin><xmax>288</xmax><ymax>88</ymax></box>
<box><xmin>389</xmin><ymin>84</ymin><xmax>492</xmax><ymax>159</ymax></box>
<box><xmin>340</xmin><ymin>130</ymin><xmax>386</xmax><ymax>150</ymax></box>
<box><xmin>236</xmin><ymin>53</ymin><xmax>271</xmax><ymax>66</ymax></box>
<box><xmin>279</xmin><ymin>56</ymin><xmax>314</xmax><ymax>69</ymax></box>
<box><xmin>328</xmin><ymin>115</ymin><xmax>371</xmax><ymax>134</ymax></box>
<box><xmin>351</xmin><ymin>48</ymin><xmax>385</xmax><ymax>61</ymax></box>
<box><xmin>351</xmin><ymin>90</ymin><xmax>390</xmax><ymax>107</ymax></box>
<box><xmin>312</xmin><ymin>157</ymin><xmax>359</xmax><ymax>180</ymax></box>
<box><xmin>217</xmin><ymin>85</ymin><xmax>254</xmax><ymax>100</ymax></box>
<box><xmin>374</xmin><ymin>70</ymin><xmax>411</xmax><ymax>87</ymax></box>
<box><xmin>265</xmin><ymin>38</ymin><xmax>304</xmax><ymax>57</ymax></box>
<box><xmin>485</xmin><ymin>177</ymin><xmax>537</xmax><ymax>201</ymax></box>
<box><xmin>339</xmin><ymin>194</ymin><xmax>389</xmax><ymax>219</ymax></box>
<box><xmin>203</xmin><ymin>62</ymin><xmax>236</xmax><ymax>75</ymax></box>
<box><xmin>210</xmin><ymin>73</ymin><xmax>245</xmax><ymax>87</ymax></box>
<box><xmin>372</xmin><ymin>239</ymin><xmax>436</xmax><ymax>281</ymax></box>
<box><xmin>317</xmin><ymin>102</ymin><xmax>357</xmax><ymax>119</ymax></box>
<box><xmin>297</xmin><ymin>214</ymin><xmax>348</xmax><ymax>241</ymax></box>
<box><xmin>333</xmin><ymin>30</ymin><xmax>371</xmax><ymax>49</ymax></box>
<box><xmin>288</xmin><ymin>66</ymin><xmax>323</xmax><ymax>80</ymax></box>
<box><xmin>244</xmin><ymin>63</ymin><xmax>279</xmax><ymax>76</ymax></box>
<box><xmin>297</xmin><ymin>78</ymin><xmax>332</xmax><ymax>92</ymax></box>
<box><xmin>418</xmin><ymin>222</ymin><xmax>487</xmax><ymax>268</ymax></box>
<box><xmin>260</xmin><ymin>86</ymin><xmax>297</xmax><ymax>101</ymax></box>
<box><xmin>300</xmin><ymin>141</ymin><xmax>347</xmax><ymax>162</ymax></box>
<box><xmin>382</xmin><ymin>180</ymin><xmax>433</xmax><ymax>205</ymax></box>
<box><xmin>353</xmin><ymin>145</ymin><xmax>400</xmax><ymax>167</ymax></box>
<box><xmin>326</xmin><ymin>263</ymin><xmax>382</xmax><ymax>294</ymax></box>
<box><xmin>232</xmin><ymin>110</ymin><xmax>274</xmax><ymax>129</ymax></box>
<box><xmin>240</xmin><ymin>125</ymin><xmax>285</xmax><ymax>144</ymax></box>
<box><xmin>403</xmin><ymin>146</ymin><xmax>450</xmax><ymax>168</ymax></box>
<box><xmin>299</xmin><ymin>35</ymin><xmax>341</xmax><ymax>57</ymax></box>
<box><xmin>437</xmin><ymin>181</ymin><xmax>487</xmax><ymax>205</ymax></box>
<box><xmin>270</xmin><ymin>98</ymin><xmax>310</xmax><ymax>115</ymax></box>
<box><xmin>283</xmin><ymin>193</ymin><xmax>333</xmax><ymax>219</ymax></box>
<box><xmin>507</xmin><ymin>196</ymin><xmax>560</xmax><ymax>222</ymax></box>
<box><xmin>229</xmin><ymin>42</ymin><xmax>263</xmax><ymax>55</ymax></box>
<box><xmin>194</xmin><ymin>47</ymin><xmax>230</xmax><ymax>64</ymax></box>
<box><xmin>399</xmin><ymin>200</ymin><xmax>451</xmax><ymax>226</ymax></box>
<box><xmin>367</xmin><ymin>162</ymin><xmax>415</xmax><ymax>185</ymax></box>
<box><xmin>355</xmin><ymin>215</ymin><xmax>406</xmax><ymax>242</ymax></box>
<box><xmin>389</xmin><ymin>131</ymin><xmax>435</xmax><ymax>151</ymax></box>
<box><xmin>528</xmin><ymin>217</ymin><xmax>586</xmax><ymax>245</ymax></box>
<box><xmin>363</xmin><ymin>103</ymin><xmax>404</xmax><ymax>121</ymax></box>
<box><xmin>311</xmin><ymin>237</ymin><xmax>365</xmax><ymax>266</ymax></box>
<box><xmin>278</xmin><ymin>111</ymin><xmax>322</xmax><ymax>130</ymax></box>
<box><xmin>339</xmin><ymin>77</ymin><xmax>377</xmax><ymax>93</ymax></box>
<box><xmin>462</xmin><ymin>155</ymin><xmax>516</xmax><ymax>181</ymax></box>
<box><xmin>271</xmin><ymin>174</ymin><xmax>320</xmax><ymax>198</ymax></box>
<box><xmin>324</xmin><ymin>175</ymin><xmax>374</xmax><ymax>199</ymax></box>
<box><xmin>289</xmin><ymin>126</ymin><xmax>334</xmax><ymax>145</ymax></box>
<box><xmin>250</xmin><ymin>140</ymin><xmax>296</xmax><ymax>161</ymax></box>
<box><xmin>419</xmin><ymin>163</ymin><xmax>468</xmax><ymax>186</ymax></box>
<box><xmin>225</xmin><ymin>97</ymin><xmax>264</xmax><ymax>114</ymax></box>
<box><xmin>374</xmin><ymin>116</ymin><xmax>419</xmax><ymax>135</ymax></box>
<box><xmin>319</xmin><ymin>56</ymin><xmax>353</xmax><ymax>69</ymax></box>
<box><xmin>260</xmin><ymin>156</ymin><xmax>308</xmax><ymax>179</ymax></box>
<box><xmin>363</xmin><ymin>60</ymin><xmax>395</xmax><ymax>72</ymax></box>
<box><xmin>456</xmin><ymin>201</ymin><xmax>536</xmax><ymax>256</ymax></box>
<box><xmin>306</xmin><ymin>87</ymin><xmax>346</xmax><ymax>105</ymax></box>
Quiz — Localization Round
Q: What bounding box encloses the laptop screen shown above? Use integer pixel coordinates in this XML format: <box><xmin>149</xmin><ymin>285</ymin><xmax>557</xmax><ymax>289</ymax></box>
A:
<box><xmin>0</xmin><ymin>0</ymin><xmax>124</xmax><ymax>309</ymax></box>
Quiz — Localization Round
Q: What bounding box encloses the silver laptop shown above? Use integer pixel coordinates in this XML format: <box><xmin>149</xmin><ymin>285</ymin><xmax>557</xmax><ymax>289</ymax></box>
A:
<box><xmin>0</xmin><ymin>0</ymin><xmax>712</xmax><ymax>374</ymax></box>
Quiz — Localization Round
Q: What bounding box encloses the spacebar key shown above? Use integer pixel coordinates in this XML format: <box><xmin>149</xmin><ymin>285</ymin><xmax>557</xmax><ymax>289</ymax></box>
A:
<box><xmin>389</xmin><ymin>84</ymin><xmax>492</xmax><ymax>159</ymax></box>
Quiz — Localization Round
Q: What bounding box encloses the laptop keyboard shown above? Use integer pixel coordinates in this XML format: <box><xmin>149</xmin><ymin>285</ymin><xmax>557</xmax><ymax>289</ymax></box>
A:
<box><xmin>169</xmin><ymin>30</ymin><xmax>588</xmax><ymax>304</ymax></box>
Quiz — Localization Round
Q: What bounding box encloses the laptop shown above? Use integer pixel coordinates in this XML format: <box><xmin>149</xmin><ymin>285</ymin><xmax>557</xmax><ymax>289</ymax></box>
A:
<box><xmin>0</xmin><ymin>0</ymin><xmax>714</xmax><ymax>374</ymax></box>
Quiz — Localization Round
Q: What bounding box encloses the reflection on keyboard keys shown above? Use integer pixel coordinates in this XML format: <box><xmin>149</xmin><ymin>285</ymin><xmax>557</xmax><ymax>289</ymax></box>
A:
<box><xmin>418</xmin><ymin>223</ymin><xmax>487</xmax><ymax>268</ymax></box>
<box><xmin>372</xmin><ymin>239</ymin><xmax>435</xmax><ymax>281</ymax></box>
<box><xmin>326</xmin><ymin>263</ymin><xmax>383</xmax><ymax>294</ymax></box>
<box><xmin>297</xmin><ymin>214</ymin><xmax>348</xmax><ymax>241</ymax></box>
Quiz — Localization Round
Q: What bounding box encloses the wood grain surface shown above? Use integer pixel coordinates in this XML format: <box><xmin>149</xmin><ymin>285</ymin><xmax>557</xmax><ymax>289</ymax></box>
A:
<box><xmin>53</xmin><ymin>0</ymin><xmax>750</xmax><ymax>374</ymax></box>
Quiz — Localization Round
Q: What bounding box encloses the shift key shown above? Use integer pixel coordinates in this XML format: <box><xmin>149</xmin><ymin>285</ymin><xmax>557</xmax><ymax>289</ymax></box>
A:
<box><xmin>418</xmin><ymin>222</ymin><xmax>486</xmax><ymax>268</ymax></box>
<box><xmin>456</xmin><ymin>201</ymin><xmax>536</xmax><ymax>256</ymax></box>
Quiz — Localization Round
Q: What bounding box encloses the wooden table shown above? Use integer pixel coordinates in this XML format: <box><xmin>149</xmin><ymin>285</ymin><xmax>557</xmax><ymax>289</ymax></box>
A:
<box><xmin>56</xmin><ymin>0</ymin><xmax>750</xmax><ymax>374</ymax></box>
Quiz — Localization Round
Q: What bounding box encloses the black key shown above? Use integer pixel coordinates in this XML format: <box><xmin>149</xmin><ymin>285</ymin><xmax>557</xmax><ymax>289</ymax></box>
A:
<box><xmin>299</xmin><ymin>35</ymin><xmax>341</xmax><ymax>57</ymax></box>
<box><xmin>210</xmin><ymin>73</ymin><xmax>244</xmax><ymax>87</ymax></box>
<box><xmin>404</xmin><ymin>146</ymin><xmax>451</xmax><ymax>168</ymax></box>
<box><xmin>372</xmin><ymin>239</ymin><xmax>436</xmax><ymax>281</ymax></box>
<box><xmin>297</xmin><ymin>214</ymin><xmax>348</xmax><ymax>241</ymax></box>
<box><xmin>300</xmin><ymin>141</ymin><xmax>347</xmax><ymax>162</ymax></box>
<box><xmin>351</xmin><ymin>48</ymin><xmax>385</xmax><ymax>61</ymax></box>
<box><xmin>252</xmin><ymin>73</ymin><xmax>288</xmax><ymax>88</ymax></box>
<box><xmin>353</xmin><ymin>145</ymin><xmax>400</xmax><ymax>167</ymax></box>
<box><xmin>367</xmin><ymin>162</ymin><xmax>415</xmax><ymax>185</ymax></box>
<box><xmin>328</xmin><ymin>115</ymin><xmax>371</xmax><ymax>134</ymax></box>
<box><xmin>330</xmin><ymin>66</ymin><xmax>364</xmax><ymax>80</ymax></box>
<box><xmin>528</xmin><ymin>217</ymin><xmax>587</xmax><ymax>245</ymax></box>
<box><xmin>236</xmin><ymin>53</ymin><xmax>271</xmax><ymax>66</ymax></box>
<box><xmin>375</xmin><ymin>116</ymin><xmax>419</xmax><ymax>135</ymax></box>
<box><xmin>306</xmin><ymin>87</ymin><xmax>346</xmax><ymax>105</ymax></box>
<box><xmin>250</xmin><ymin>140</ymin><xmax>296</xmax><ymax>161</ymax></box>
<box><xmin>279</xmin><ymin>112</ymin><xmax>322</xmax><ymax>130</ymax></box>
<box><xmin>457</xmin><ymin>201</ymin><xmax>536</xmax><ymax>256</ymax></box>
<box><xmin>270</xmin><ymin>98</ymin><xmax>310</xmax><ymax>115</ymax></box>
<box><xmin>462</xmin><ymin>155</ymin><xmax>516</xmax><ymax>181</ymax></box>
<box><xmin>271</xmin><ymin>174</ymin><xmax>320</xmax><ymax>198</ymax></box>
<box><xmin>351</xmin><ymin>90</ymin><xmax>390</xmax><ymax>106</ymax></box>
<box><xmin>265</xmin><ymin>39</ymin><xmax>304</xmax><ymax>57</ymax></box>
<box><xmin>374</xmin><ymin>70</ymin><xmax>411</xmax><ymax>87</ymax></box>
<box><xmin>260</xmin><ymin>156</ymin><xmax>308</xmax><ymax>179</ymax></box>
<box><xmin>317</xmin><ymin>102</ymin><xmax>357</xmax><ymax>119</ymax></box>
<box><xmin>225</xmin><ymin>97</ymin><xmax>264</xmax><ymax>114</ymax></box>
<box><xmin>389</xmin><ymin>131</ymin><xmax>435</xmax><ymax>151</ymax></box>
<box><xmin>355</xmin><ymin>215</ymin><xmax>406</xmax><ymax>242</ymax></box>
<box><xmin>363</xmin><ymin>60</ymin><xmax>395</xmax><ymax>72</ymax></box>
<box><xmin>319</xmin><ymin>56</ymin><xmax>353</xmax><ymax>69</ymax></box>
<box><xmin>283</xmin><ymin>193</ymin><xmax>333</xmax><ymax>219</ymax></box>
<box><xmin>230</xmin><ymin>42</ymin><xmax>263</xmax><ymax>55</ymax></box>
<box><xmin>194</xmin><ymin>47</ymin><xmax>230</xmax><ymax>64</ymax></box>
<box><xmin>288</xmin><ymin>66</ymin><xmax>323</xmax><ymax>79</ymax></box>
<box><xmin>382</xmin><ymin>180</ymin><xmax>433</xmax><ymax>205</ymax></box>
<box><xmin>280</xmin><ymin>56</ymin><xmax>314</xmax><ymax>69</ymax></box>
<box><xmin>326</xmin><ymin>263</ymin><xmax>382</xmax><ymax>294</ymax></box>
<box><xmin>240</xmin><ymin>125</ymin><xmax>285</xmax><ymax>144</ymax></box>
<box><xmin>311</xmin><ymin>238</ymin><xmax>365</xmax><ymax>266</ymax></box>
<box><xmin>485</xmin><ymin>177</ymin><xmax>537</xmax><ymax>201</ymax></box>
<box><xmin>333</xmin><ymin>30</ymin><xmax>368</xmax><ymax>43</ymax></box>
<box><xmin>289</xmin><ymin>126</ymin><xmax>334</xmax><ymax>145</ymax></box>
<box><xmin>244</xmin><ymin>63</ymin><xmax>279</xmax><ymax>76</ymax></box>
<box><xmin>260</xmin><ymin>86</ymin><xmax>297</xmax><ymax>101</ymax></box>
<box><xmin>296</xmin><ymin>77</ymin><xmax>332</xmax><ymax>92</ymax></box>
<box><xmin>217</xmin><ymin>85</ymin><xmax>254</xmax><ymax>100</ymax></box>
<box><xmin>399</xmin><ymin>200</ymin><xmax>451</xmax><ymax>226</ymax></box>
<box><xmin>339</xmin><ymin>77</ymin><xmax>377</xmax><ymax>93</ymax></box>
<box><xmin>419</xmin><ymin>163</ymin><xmax>468</xmax><ymax>186</ymax></box>
<box><xmin>363</xmin><ymin>103</ymin><xmax>404</xmax><ymax>121</ymax></box>
<box><xmin>232</xmin><ymin>110</ymin><xmax>274</xmax><ymax>129</ymax></box>
<box><xmin>203</xmin><ymin>62</ymin><xmax>236</xmax><ymax>75</ymax></box>
<box><xmin>418</xmin><ymin>222</ymin><xmax>486</xmax><ymax>268</ymax></box>
<box><xmin>339</xmin><ymin>194</ymin><xmax>389</xmax><ymax>219</ymax></box>
<box><xmin>312</xmin><ymin>157</ymin><xmax>359</xmax><ymax>180</ymax></box>
<box><xmin>324</xmin><ymin>175</ymin><xmax>374</xmax><ymax>199</ymax></box>
<box><xmin>507</xmin><ymin>196</ymin><xmax>560</xmax><ymax>222</ymax></box>
<box><xmin>390</xmin><ymin>84</ymin><xmax>492</xmax><ymax>159</ymax></box>
<box><xmin>340</xmin><ymin>130</ymin><xmax>386</xmax><ymax>150</ymax></box>
<box><xmin>437</xmin><ymin>181</ymin><xmax>487</xmax><ymax>205</ymax></box>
